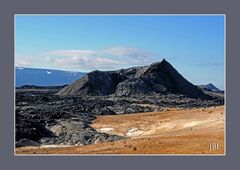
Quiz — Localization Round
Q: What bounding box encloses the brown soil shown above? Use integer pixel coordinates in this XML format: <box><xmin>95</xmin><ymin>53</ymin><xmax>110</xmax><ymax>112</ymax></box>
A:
<box><xmin>16</xmin><ymin>106</ymin><xmax>225</xmax><ymax>155</ymax></box>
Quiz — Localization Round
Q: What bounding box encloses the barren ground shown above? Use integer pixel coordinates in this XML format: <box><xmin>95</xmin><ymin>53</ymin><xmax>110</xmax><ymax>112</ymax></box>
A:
<box><xmin>16</xmin><ymin>106</ymin><xmax>224</xmax><ymax>155</ymax></box>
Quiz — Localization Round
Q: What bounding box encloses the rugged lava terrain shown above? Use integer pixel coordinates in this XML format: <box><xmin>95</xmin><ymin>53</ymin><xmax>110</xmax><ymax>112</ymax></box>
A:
<box><xmin>16</xmin><ymin>106</ymin><xmax>224</xmax><ymax>154</ymax></box>
<box><xmin>15</xmin><ymin>59</ymin><xmax>224</xmax><ymax>154</ymax></box>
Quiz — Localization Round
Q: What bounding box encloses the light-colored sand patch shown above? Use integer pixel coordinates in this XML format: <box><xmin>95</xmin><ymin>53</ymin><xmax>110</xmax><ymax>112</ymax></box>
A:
<box><xmin>182</xmin><ymin>120</ymin><xmax>213</xmax><ymax>128</ymax></box>
<box><xmin>99</xmin><ymin>127</ymin><xmax>114</xmax><ymax>133</ymax></box>
<box><xmin>126</xmin><ymin>128</ymin><xmax>144</xmax><ymax>137</ymax></box>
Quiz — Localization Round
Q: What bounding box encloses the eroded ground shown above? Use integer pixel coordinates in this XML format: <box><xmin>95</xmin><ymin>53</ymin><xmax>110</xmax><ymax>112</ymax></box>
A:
<box><xmin>16</xmin><ymin>106</ymin><xmax>224</xmax><ymax>155</ymax></box>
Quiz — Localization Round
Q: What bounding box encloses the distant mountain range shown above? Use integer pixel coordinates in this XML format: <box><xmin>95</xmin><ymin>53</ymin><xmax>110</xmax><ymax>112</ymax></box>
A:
<box><xmin>16</xmin><ymin>67</ymin><xmax>85</xmax><ymax>87</ymax></box>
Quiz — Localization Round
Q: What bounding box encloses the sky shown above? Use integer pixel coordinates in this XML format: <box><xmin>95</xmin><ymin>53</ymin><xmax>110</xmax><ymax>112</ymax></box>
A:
<box><xmin>15</xmin><ymin>15</ymin><xmax>224</xmax><ymax>90</ymax></box>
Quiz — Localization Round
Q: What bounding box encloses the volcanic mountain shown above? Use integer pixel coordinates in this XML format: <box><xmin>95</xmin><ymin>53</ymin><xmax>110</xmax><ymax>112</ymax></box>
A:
<box><xmin>56</xmin><ymin>59</ymin><xmax>210</xmax><ymax>99</ymax></box>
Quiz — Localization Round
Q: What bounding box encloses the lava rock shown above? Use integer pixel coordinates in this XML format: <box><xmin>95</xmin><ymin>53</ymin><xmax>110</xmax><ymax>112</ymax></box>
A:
<box><xmin>15</xmin><ymin>139</ymin><xmax>40</xmax><ymax>147</ymax></box>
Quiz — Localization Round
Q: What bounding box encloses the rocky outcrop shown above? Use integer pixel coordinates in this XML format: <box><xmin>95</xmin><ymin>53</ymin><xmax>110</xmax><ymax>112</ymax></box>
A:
<box><xmin>57</xmin><ymin>70</ymin><xmax>126</xmax><ymax>96</ymax></box>
<box><xmin>57</xmin><ymin>59</ymin><xmax>211</xmax><ymax>99</ymax></box>
<box><xmin>41</xmin><ymin>120</ymin><xmax>125</xmax><ymax>146</ymax></box>
<box><xmin>15</xmin><ymin>139</ymin><xmax>40</xmax><ymax>147</ymax></box>
<box><xmin>115</xmin><ymin>78</ymin><xmax>153</xmax><ymax>96</ymax></box>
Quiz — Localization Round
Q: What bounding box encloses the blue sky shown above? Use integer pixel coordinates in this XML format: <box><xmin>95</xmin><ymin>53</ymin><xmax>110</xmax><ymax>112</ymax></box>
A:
<box><xmin>15</xmin><ymin>15</ymin><xmax>224</xmax><ymax>89</ymax></box>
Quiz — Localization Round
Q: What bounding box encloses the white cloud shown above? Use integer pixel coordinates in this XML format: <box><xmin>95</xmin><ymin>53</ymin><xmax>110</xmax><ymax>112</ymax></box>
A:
<box><xmin>17</xmin><ymin>47</ymin><xmax>162</xmax><ymax>71</ymax></box>
<box><xmin>102</xmin><ymin>47</ymin><xmax>152</xmax><ymax>58</ymax></box>
<box><xmin>15</xmin><ymin>56</ymin><xmax>32</xmax><ymax>67</ymax></box>
<box><xmin>47</xmin><ymin>50</ymin><xmax>95</xmax><ymax>57</ymax></box>
<box><xmin>101</xmin><ymin>47</ymin><xmax>159</xmax><ymax>65</ymax></box>
<box><xmin>45</xmin><ymin>55</ymin><xmax>124</xmax><ymax>71</ymax></box>
<box><xmin>102</xmin><ymin>47</ymin><xmax>137</xmax><ymax>56</ymax></box>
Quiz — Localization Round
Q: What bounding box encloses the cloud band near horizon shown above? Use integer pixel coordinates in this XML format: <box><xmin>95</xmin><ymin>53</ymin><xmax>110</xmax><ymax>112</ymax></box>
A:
<box><xmin>15</xmin><ymin>46</ymin><xmax>161</xmax><ymax>71</ymax></box>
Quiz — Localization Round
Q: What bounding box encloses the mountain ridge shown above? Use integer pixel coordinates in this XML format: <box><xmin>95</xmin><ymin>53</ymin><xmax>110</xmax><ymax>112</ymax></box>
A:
<box><xmin>16</xmin><ymin>67</ymin><xmax>86</xmax><ymax>87</ymax></box>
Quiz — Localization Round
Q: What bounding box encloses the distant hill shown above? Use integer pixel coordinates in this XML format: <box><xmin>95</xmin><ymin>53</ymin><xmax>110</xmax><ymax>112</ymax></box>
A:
<box><xmin>57</xmin><ymin>59</ymin><xmax>211</xmax><ymax>100</ymax></box>
<box><xmin>198</xmin><ymin>83</ymin><xmax>222</xmax><ymax>92</ymax></box>
<box><xmin>16</xmin><ymin>67</ymin><xmax>85</xmax><ymax>87</ymax></box>
<box><xmin>198</xmin><ymin>83</ymin><xmax>224</xmax><ymax>99</ymax></box>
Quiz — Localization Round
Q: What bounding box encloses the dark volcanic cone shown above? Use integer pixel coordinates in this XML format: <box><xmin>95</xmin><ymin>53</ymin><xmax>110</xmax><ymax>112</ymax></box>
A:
<box><xmin>57</xmin><ymin>59</ymin><xmax>211</xmax><ymax>99</ymax></box>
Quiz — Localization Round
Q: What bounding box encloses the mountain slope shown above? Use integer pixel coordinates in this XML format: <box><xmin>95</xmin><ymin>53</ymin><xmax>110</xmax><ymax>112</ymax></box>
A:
<box><xmin>56</xmin><ymin>70</ymin><xmax>126</xmax><ymax>96</ymax></box>
<box><xmin>57</xmin><ymin>59</ymin><xmax>211</xmax><ymax>99</ymax></box>
<box><xmin>16</xmin><ymin>67</ymin><xmax>85</xmax><ymax>87</ymax></box>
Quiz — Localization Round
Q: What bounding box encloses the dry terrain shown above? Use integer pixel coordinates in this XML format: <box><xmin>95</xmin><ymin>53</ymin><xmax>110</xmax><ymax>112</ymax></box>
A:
<box><xmin>16</xmin><ymin>106</ymin><xmax>224</xmax><ymax>155</ymax></box>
